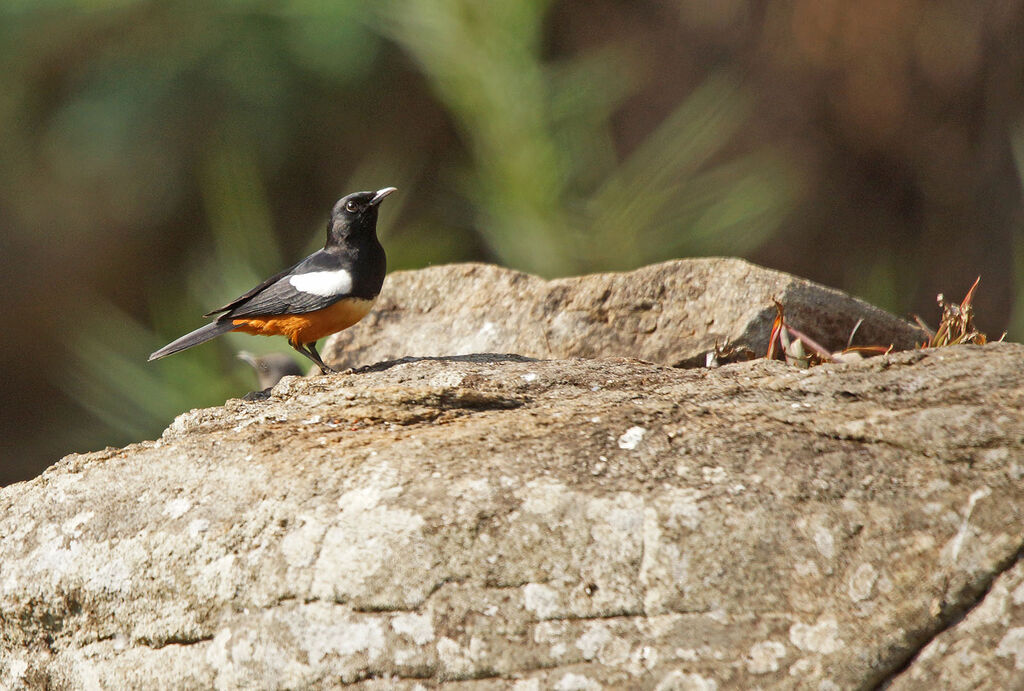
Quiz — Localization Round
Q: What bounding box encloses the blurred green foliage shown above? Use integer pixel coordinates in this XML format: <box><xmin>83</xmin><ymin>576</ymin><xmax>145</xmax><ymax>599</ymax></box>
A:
<box><xmin>2</xmin><ymin>0</ymin><xmax>1020</xmax><ymax>480</ymax></box>
<box><xmin>380</xmin><ymin>0</ymin><xmax>794</xmax><ymax>274</ymax></box>
<box><xmin>21</xmin><ymin>0</ymin><xmax>796</xmax><ymax>457</ymax></box>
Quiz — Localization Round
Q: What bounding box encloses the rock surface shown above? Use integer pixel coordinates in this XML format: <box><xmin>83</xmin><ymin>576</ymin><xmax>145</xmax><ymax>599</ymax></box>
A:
<box><xmin>323</xmin><ymin>260</ymin><xmax>925</xmax><ymax>370</ymax></box>
<box><xmin>889</xmin><ymin>557</ymin><xmax>1024</xmax><ymax>689</ymax></box>
<box><xmin>2</xmin><ymin>342</ymin><xmax>1023</xmax><ymax>689</ymax></box>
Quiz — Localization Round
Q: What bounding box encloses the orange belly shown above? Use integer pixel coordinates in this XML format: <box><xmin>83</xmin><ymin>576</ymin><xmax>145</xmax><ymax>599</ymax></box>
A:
<box><xmin>231</xmin><ymin>297</ymin><xmax>375</xmax><ymax>345</ymax></box>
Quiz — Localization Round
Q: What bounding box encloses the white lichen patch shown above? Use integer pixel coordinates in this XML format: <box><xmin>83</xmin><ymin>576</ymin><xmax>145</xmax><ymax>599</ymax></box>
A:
<box><xmin>554</xmin><ymin>672</ymin><xmax>602</xmax><ymax>691</ymax></box>
<box><xmin>231</xmin><ymin>412</ymin><xmax>289</xmax><ymax>433</ymax></box>
<box><xmin>197</xmin><ymin>554</ymin><xmax>238</xmax><ymax>601</ymax></box>
<box><xmin>701</xmin><ymin>466</ymin><xmax>726</xmax><ymax>483</ymax></box>
<box><xmin>205</xmin><ymin>604</ymin><xmax>391</xmax><ymax>686</ymax></box>
<box><xmin>427</xmin><ymin>370</ymin><xmax>466</xmax><ymax>388</ymax></box>
<box><xmin>617</xmin><ymin>426</ymin><xmax>647</xmax><ymax>450</ymax></box>
<box><xmin>6</xmin><ymin>657</ymin><xmax>29</xmax><ymax>682</ymax></box>
<box><xmin>450</xmin><ymin>478</ymin><xmax>492</xmax><ymax>508</ymax></box>
<box><xmin>392</xmin><ymin>647</ymin><xmax>417</xmax><ymax>666</ymax></box>
<box><xmin>391</xmin><ymin>612</ymin><xmax>434</xmax><ymax>645</ymax></box>
<box><xmin>300</xmin><ymin>616</ymin><xmax>385</xmax><ymax>665</ymax></box>
<box><xmin>576</xmin><ymin>623</ymin><xmax>612</xmax><ymax>660</ymax></box>
<box><xmin>520</xmin><ymin>481</ymin><xmax>571</xmax><ymax>515</ymax></box>
<box><xmin>659</xmin><ymin>488</ymin><xmax>703</xmax><ymax>530</ymax></box>
<box><xmin>746</xmin><ymin>640</ymin><xmax>787</xmax><ymax>674</ymax></box>
<box><xmin>163</xmin><ymin>498</ymin><xmax>192</xmax><ymax>520</ymax></box>
<box><xmin>84</xmin><ymin>555</ymin><xmax>132</xmax><ymax>595</ymax></box>
<box><xmin>581</xmin><ymin>493</ymin><xmax>645</xmax><ymax>611</ymax></box>
<box><xmin>909</xmin><ymin>533</ymin><xmax>936</xmax><ymax>553</ymax></box>
<box><xmin>787</xmin><ymin>656</ymin><xmax>813</xmax><ymax>675</ymax></box>
<box><xmin>602</xmin><ymin>638</ymin><xmax>631</xmax><ymax>667</ymax></box>
<box><xmin>20</xmin><ymin>526</ymin><xmax>108</xmax><ymax>593</ymax></box>
<box><xmin>813</xmin><ymin>526</ymin><xmax>835</xmax><ymax>560</ymax></box>
<box><xmin>309</xmin><ymin>482</ymin><xmax>427</xmax><ymax>602</ymax></box>
<box><xmin>62</xmin><ymin>511</ymin><xmax>94</xmax><ymax>538</ymax></box>
<box><xmin>205</xmin><ymin>627</ymin><xmax>247</xmax><ymax>683</ymax></box>
<box><xmin>532</xmin><ymin>619</ymin><xmax>568</xmax><ymax>644</ymax></box>
<box><xmin>436</xmin><ymin>636</ymin><xmax>486</xmax><ymax>677</ymax></box>
<box><xmin>586</xmin><ymin>493</ymin><xmax>643</xmax><ymax>544</ymax></box>
<box><xmin>280</xmin><ymin>515</ymin><xmax>326</xmax><ymax>568</ymax></box>
<box><xmin>523</xmin><ymin>583</ymin><xmax>561</xmax><ymax>620</ymax></box>
<box><xmin>627</xmin><ymin>644</ymin><xmax>660</xmax><ymax>676</ymax></box>
<box><xmin>996</xmin><ymin>627</ymin><xmax>1024</xmax><ymax>670</ymax></box>
<box><xmin>789</xmin><ymin>617</ymin><xmax>844</xmax><ymax>654</ymax></box>
<box><xmin>640</xmin><ymin>507</ymin><xmax>689</xmax><ymax>615</ymax></box>
<box><xmin>794</xmin><ymin>560</ymin><xmax>820</xmax><ymax>578</ymax></box>
<box><xmin>964</xmin><ymin>578</ymin><xmax>1009</xmax><ymax>629</ymax></box>
<box><xmin>1013</xmin><ymin>579</ymin><xmax>1024</xmax><ymax>605</ymax></box>
<box><xmin>187</xmin><ymin>519</ymin><xmax>210</xmax><ymax>538</ymax></box>
<box><xmin>635</xmin><ymin>613</ymin><xmax>684</xmax><ymax>639</ymax></box>
<box><xmin>513</xmin><ymin>680</ymin><xmax>542</xmax><ymax>691</ymax></box>
<box><xmin>7</xmin><ymin>517</ymin><xmax>36</xmax><ymax>544</ymax></box>
<box><xmin>707</xmin><ymin>609</ymin><xmax>728</xmax><ymax>624</ymax></box>
<box><xmin>653</xmin><ymin>670</ymin><xmax>717</xmax><ymax>691</ymax></box>
<box><xmin>847</xmin><ymin>563</ymin><xmax>878</xmax><ymax>602</ymax></box>
<box><xmin>640</xmin><ymin>493</ymin><xmax>705</xmax><ymax>614</ymax></box>
<box><xmin>572</xmin><ymin>624</ymin><xmax>627</xmax><ymax>668</ymax></box>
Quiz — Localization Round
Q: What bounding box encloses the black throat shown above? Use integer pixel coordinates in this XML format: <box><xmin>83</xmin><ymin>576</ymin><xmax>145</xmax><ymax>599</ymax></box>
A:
<box><xmin>325</xmin><ymin>212</ymin><xmax>387</xmax><ymax>300</ymax></box>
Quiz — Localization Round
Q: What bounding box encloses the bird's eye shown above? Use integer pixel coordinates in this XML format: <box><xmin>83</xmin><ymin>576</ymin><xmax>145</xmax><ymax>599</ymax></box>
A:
<box><xmin>345</xmin><ymin>200</ymin><xmax>360</xmax><ymax>212</ymax></box>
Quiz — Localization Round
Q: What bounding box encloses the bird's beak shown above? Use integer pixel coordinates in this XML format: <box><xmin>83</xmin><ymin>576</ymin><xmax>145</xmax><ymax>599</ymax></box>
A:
<box><xmin>237</xmin><ymin>351</ymin><xmax>257</xmax><ymax>367</ymax></box>
<box><xmin>370</xmin><ymin>187</ymin><xmax>397</xmax><ymax>206</ymax></box>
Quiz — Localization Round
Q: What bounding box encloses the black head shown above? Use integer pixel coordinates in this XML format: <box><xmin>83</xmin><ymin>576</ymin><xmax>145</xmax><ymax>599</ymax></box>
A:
<box><xmin>327</xmin><ymin>187</ymin><xmax>396</xmax><ymax>246</ymax></box>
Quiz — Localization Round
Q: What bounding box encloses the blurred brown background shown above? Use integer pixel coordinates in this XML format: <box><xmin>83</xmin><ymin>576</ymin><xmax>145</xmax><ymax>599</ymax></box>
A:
<box><xmin>2</xmin><ymin>0</ymin><xmax>1023</xmax><ymax>484</ymax></box>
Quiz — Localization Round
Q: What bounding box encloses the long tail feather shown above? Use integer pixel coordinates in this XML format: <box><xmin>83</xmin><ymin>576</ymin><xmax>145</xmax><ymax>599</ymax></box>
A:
<box><xmin>149</xmin><ymin>320</ymin><xmax>237</xmax><ymax>361</ymax></box>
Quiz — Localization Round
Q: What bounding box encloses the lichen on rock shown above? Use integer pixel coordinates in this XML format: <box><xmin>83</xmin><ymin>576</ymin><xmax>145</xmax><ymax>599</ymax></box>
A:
<box><xmin>1</xmin><ymin>263</ymin><xmax>1021</xmax><ymax>689</ymax></box>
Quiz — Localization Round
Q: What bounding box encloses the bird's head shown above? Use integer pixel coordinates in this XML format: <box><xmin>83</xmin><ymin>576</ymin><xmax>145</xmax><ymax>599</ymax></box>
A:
<box><xmin>328</xmin><ymin>187</ymin><xmax>396</xmax><ymax>245</ymax></box>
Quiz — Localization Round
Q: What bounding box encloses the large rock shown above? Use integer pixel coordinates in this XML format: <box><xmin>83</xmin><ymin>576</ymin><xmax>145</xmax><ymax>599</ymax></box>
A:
<box><xmin>323</xmin><ymin>260</ymin><xmax>925</xmax><ymax>369</ymax></box>
<box><xmin>1</xmin><ymin>343</ymin><xmax>1022</xmax><ymax>689</ymax></box>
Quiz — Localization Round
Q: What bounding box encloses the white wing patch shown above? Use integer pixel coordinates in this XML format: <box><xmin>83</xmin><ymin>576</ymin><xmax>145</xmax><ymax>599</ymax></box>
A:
<box><xmin>288</xmin><ymin>269</ymin><xmax>353</xmax><ymax>297</ymax></box>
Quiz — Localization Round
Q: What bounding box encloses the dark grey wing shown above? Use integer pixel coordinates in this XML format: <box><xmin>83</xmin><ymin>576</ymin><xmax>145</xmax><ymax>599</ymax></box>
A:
<box><xmin>220</xmin><ymin>275</ymin><xmax>347</xmax><ymax>318</ymax></box>
<box><xmin>205</xmin><ymin>250</ymin><xmax>338</xmax><ymax>318</ymax></box>
<box><xmin>203</xmin><ymin>261</ymin><xmax>304</xmax><ymax>317</ymax></box>
<box><xmin>217</xmin><ymin>250</ymin><xmax>355</xmax><ymax>319</ymax></box>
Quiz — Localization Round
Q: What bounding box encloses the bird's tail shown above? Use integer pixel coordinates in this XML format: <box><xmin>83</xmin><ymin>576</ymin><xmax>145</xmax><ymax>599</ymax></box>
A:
<box><xmin>149</xmin><ymin>320</ymin><xmax>237</xmax><ymax>361</ymax></box>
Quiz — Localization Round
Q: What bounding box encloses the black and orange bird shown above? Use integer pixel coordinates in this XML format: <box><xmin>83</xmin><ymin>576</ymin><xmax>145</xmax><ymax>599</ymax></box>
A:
<box><xmin>149</xmin><ymin>187</ymin><xmax>395</xmax><ymax>373</ymax></box>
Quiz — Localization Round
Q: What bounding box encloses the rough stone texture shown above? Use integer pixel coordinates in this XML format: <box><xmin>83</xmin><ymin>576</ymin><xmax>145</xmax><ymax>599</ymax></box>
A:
<box><xmin>889</xmin><ymin>559</ymin><xmax>1024</xmax><ymax>689</ymax></box>
<box><xmin>1</xmin><ymin>343</ymin><xmax>1023</xmax><ymax>689</ymax></box>
<box><xmin>322</xmin><ymin>260</ymin><xmax>925</xmax><ymax>370</ymax></box>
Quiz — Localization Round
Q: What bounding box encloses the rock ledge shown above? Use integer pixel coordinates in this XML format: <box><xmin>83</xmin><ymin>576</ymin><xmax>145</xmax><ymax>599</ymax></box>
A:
<box><xmin>2</xmin><ymin>343</ymin><xmax>1023</xmax><ymax>689</ymax></box>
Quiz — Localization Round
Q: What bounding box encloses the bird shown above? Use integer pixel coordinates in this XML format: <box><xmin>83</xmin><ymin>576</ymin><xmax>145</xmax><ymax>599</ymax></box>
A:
<box><xmin>149</xmin><ymin>187</ymin><xmax>395</xmax><ymax>373</ymax></box>
<box><xmin>237</xmin><ymin>351</ymin><xmax>305</xmax><ymax>390</ymax></box>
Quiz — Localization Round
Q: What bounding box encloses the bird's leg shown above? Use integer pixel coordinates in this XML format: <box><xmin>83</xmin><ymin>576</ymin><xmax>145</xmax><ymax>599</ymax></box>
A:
<box><xmin>303</xmin><ymin>339</ymin><xmax>335</xmax><ymax>372</ymax></box>
<box><xmin>290</xmin><ymin>341</ymin><xmax>335</xmax><ymax>374</ymax></box>
<box><xmin>304</xmin><ymin>341</ymin><xmax>336</xmax><ymax>374</ymax></box>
